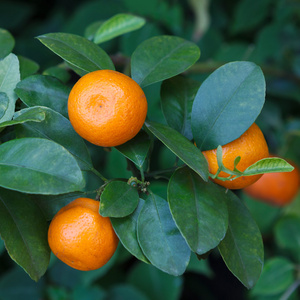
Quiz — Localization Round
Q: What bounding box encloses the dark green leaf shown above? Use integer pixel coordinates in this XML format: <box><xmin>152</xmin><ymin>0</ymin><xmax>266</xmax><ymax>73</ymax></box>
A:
<box><xmin>0</xmin><ymin>138</ymin><xmax>85</xmax><ymax>194</ymax></box>
<box><xmin>251</xmin><ymin>257</ymin><xmax>295</xmax><ymax>296</ymax></box>
<box><xmin>218</xmin><ymin>191</ymin><xmax>264</xmax><ymax>289</ymax></box>
<box><xmin>37</xmin><ymin>32</ymin><xmax>115</xmax><ymax>74</ymax></box>
<box><xmin>18</xmin><ymin>55</ymin><xmax>39</xmax><ymax>80</ymax></box>
<box><xmin>106</xmin><ymin>284</ymin><xmax>148</xmax><ymax>300</ymax></box>
<box><xmin>85</xmin><ymin>21</ymin><xmax>104</xmax><ymax>40</ymax></box>
<box><xmin>0</xmin><ymin>188</ymin><xmax>50</xmax><ymax>281</ymax></box>
<box><xmin>168</xmin><ymin>167</ymin><xmax>228</xmax><ymax>254</ymax></box>
<box><xmin>275</xmin><ymin>216</ymin><xmax>300</xmax><ymax>262</ymax></box>
<box><xmin>243</xmin><ymin>157</ymin><xmax>294</xmax><ymax>175</ymax></box>
<box><xmin>161</xmin><ymin>76</ymin><xmax>200</xmax><ymax>140</ymax></box>
<box><xmin>0</xmin><ymin>267</ymin><xmax>44</xmax><ymax>300</ymax></box>
<box><xmin>0</xmin><ymin>92</ymin><xmax>10</xmax><ymax>122</ymax></box>
<box><xmin>71</xmin><ymin>286</ymin><xmax>106</xmax><ymax>300</ymax></box>
<box><xmin>100</xmin><ymin>181</ymin><xmax>139</xmax><ymax>217</ymax></box>
<box><xmin>0</xmin><ymin>53</ymin><xmax>20</xmax><ymax>122</ymax></box>
<box><xmin>15</xmin><ymin>75</ymin><xmax>70</xmax><ymax>118</ymax></box>
<box><xmin>145</xmin><ymin>120</ymin><xmax>209</xmax><ymax>181</ymax></box>
<box><xmin>137</xmin><ymin>193</ymin><xmax>190</xmax><ymax>276</ymax></box>
<box><xmin>94</xmin><ymin>13</ymin><xmax>146</xmax><ymax>44</ymax></box>
<box><xmin>15</xmin><ymin>106</ymin><xmax>93</xmax><ymax>171</ymax></box>
<box><xmin>116</xmin><ymin>131</ymin><xmax>151</xmax><ymax>168</ymax></box>
<box><xmin>111</xmin><ymin>199</ymin><xmax>149</xmax><ymax>263</ymax></box>
<box><xmin>43</xmin><ymin>65</ymin><xmax>70</xmax><ymax>83</ymax></box>
<box><xmin>0</xmin><ymin>28</ymin><xmax>15</xmax><ymax>59</ymax></box>
<box><xmin>128</xmin><ymin>261</ymin><xmax>183</xmax><ymax>300</ymax></box>
<box><xmin>0</xmin><ymin>106</ymin><xmax>45</xmax><ymax>128</ymax></box>
<box><xmin>131</xmin><ymin>35</ymin><xmax>200</xmax><ymax>87</ymax></box>
<box><xmin>191</xmin><ymin>61</ymin><xmax>265</xmax><ymax>150</ymax></box>
<box><xmin>0</xmin><ymin>237</ymin><xmax>5</xmax><ymax>255</ymax></box>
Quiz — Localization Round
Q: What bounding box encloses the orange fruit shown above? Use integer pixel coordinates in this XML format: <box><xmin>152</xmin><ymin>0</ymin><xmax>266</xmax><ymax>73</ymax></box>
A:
<box><xmin>48</xmin><ymin>198</ymin><xmax>119</xmax><ymax>271</ymax></box>
<box><xmin>68</xmin><ymin>70</ymin><xmax>148</xmax><ymax>147</ymax></box>
<box><xmin>244</xmin><ymin>157</ymin><xmax>300</xmax><ymax>206</ymax></box>
<box><xmin>202</xmin><ymin>123</ymin><xmax>269</xmax><ymax>189</ymax></box>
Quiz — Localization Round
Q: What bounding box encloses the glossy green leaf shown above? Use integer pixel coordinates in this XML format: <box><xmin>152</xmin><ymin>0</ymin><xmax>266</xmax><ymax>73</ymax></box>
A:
<box><xmin>191</xmin><ymin>61</ymin><xmax>265</xmax><ymax>150</ymax></box>
<box><xmin>0</xmin><ymin>138</ymin><xmax>85</xmax><ymax>194</ymax></box>
<box><xmin>0</xmin><ymin>53</ymin><xmax>20</xmax><ymax>122</ymax></box>
<box><xmin>15</xmin><ymin>75</ymin><xmax>70</xmax><ymax>118</ymax></box>
<box><xmin>161</xmin><ymin>76</ymin><xmax>200</xmax><ymax>140</ymax></box>
<box><xmin>168</xmin><ymin>167</ymin><xmax>228</xmax><ymax>254</ymax></box>
<box><xmin>243</xmin><ymin>157</ymin><xmax>294</xmax><ymax>175</ymax></box>
<box><xmin>0</xmin><ymin>106</ymin><xmax>45</xmax><ymax>128</ymax></box>
<box><xmin>15</xmin><ymin>106</ymin><xmax>93</xmax><ymax>171</ymax></box>
<box><xmin>128</xmin><ymin>257</ymin><xmax>184</xmax><ymax>300</ymax></box>
<box><xmin>218</xmin><ymin>191</ymin><xmax>264</xmax><ymax>289</ymax></box>
<box><xmin>37</xmin><ymin>32</ymin><xmax>115</xmax><ymax>74</ymax></box>
<box><xmin>100</xmin><ymin>181</ymin><xmax>139</xmax><ymax>217</ymax></box>
<box><xmin>116</xmin><ymin>131</ymin><xmax>151</xmax><ymax>168</ymax></box>
<box><xmin>43</xmin><ymin>65</ymin><xmax>70</xmax><ymax>83</ymax></box>
<box><xmin>145</xmin><ymin>120</ymin><xmax>209</xmax><ymax>181</ymax></box>
<box><xmin>275</xmin><ymin>216</ymin><xmax>300</xmax><ymax>262</ymax></box>
<box><xmin>111</xmin><ymin>199</ymin><xmax>149</xmax><ymax>263</ymax></box>
<box><xmin>18</xmin><ymin>55</ymin><xmax>39</xmax><ymax>79</ymax></box>
<box><xmin>137</xmin><ymin>193</ymin><xmax>191</xmax><ymax>276</ymax></box>
<box><xmin>94</xmin><ymin>14</ymin><xmax>146</xmax><ymax>44</ymax></box>
<box><xmin>0</xmin><ymin>28</ymin><xmax>15</xmax><ymax>59</ymax></box>
<box><xmin>251</xmin><ymin>257</ymin><xmax>295</xmax><ymax>296</ymax></box>
<box><xmin>131</xmin><ymin>35</ymin><xmax>200</xmax><ymax>87</ymax></box>
<box><xmin>85</xmin><ymin>21</ymin><xmax>104</xmax><ymax>40</ymax></box>
<box><xmin>0</xmin><ymin>188</ymin><xmax>50</xmax><ymax>281</ymax></box>
<box><xmin>0</xmin><ymin>92</ymin><xmax>9</xmax><ymax>122</ymax></box>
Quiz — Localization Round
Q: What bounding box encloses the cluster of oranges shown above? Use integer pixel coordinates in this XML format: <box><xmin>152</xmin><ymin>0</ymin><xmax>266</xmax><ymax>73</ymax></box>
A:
<box><xmin>48</xmin><ymin>69</ymin><xmax>299</xmax><ymax>271</ymax></box>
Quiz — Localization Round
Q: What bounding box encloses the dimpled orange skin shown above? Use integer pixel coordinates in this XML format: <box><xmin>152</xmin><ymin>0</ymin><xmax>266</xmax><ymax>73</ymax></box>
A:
<box><xmin>68</xmin><ymin>70</ymin><xmax>148</xmax><ymax>147</ymax></box>
<box><xmin>202</xmin><ymin>123</ymin><xmax>269</xmax><ymax>189</ymax></box>
<box><xmin>48</xmin><ymin>198</ymin><xmax>119</xmax><ymax>271</ymax></box>
<box><xmin>244</xmin><ymin>158</ymin><xmax>300</xmax><ymax>206</ymax></box>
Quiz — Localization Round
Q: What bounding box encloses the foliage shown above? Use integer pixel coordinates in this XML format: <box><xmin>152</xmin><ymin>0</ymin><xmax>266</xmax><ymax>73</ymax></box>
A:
<box><xmin>0</xmin><ymin>0</ymin><xmax>300</xmax><ymax>299</ymax></box>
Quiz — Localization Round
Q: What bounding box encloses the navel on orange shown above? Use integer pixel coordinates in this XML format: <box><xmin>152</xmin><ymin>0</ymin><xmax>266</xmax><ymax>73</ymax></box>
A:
<box><xmin>68</xmin><ymin>70</ymin><xmax>148</xmax><ymax>147</ymax></box>
<box><xmin>202</xmin><ymin>123</ymin><xmax>269</xmax><ymax>189</ymax></box>
<box><xmin>48</xmin><ymin>198</ymin><xmax>119</xmax><ymax>271</ymax></box>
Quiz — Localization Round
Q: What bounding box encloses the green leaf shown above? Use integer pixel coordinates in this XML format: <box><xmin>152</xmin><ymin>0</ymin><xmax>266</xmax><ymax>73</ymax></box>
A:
<box><xmin>0</xmin><ymin>92</ymin><xmax>10</xmax><ymax>122</ymax></box>
<box><xmin>145</xmin><ymin>120</ymin><xmax>209</xmax><ymax>181</ymax></box>
<box><xmin>0</xmin><ymin>188</ymin><xmax>50</xmax><ymax>281</ymax></box>
<box><xmin>0</xmin><ymin>138</ymin><xmax>85</xmax><ymax>194</ymax></box>
<box><xmin>85</xmin><ymin>21</ymin><xmax>104</xmax><ymax>40</ymax></box>
<box><xmin>18</xmin><ymin>55</ymin><xmax>39</xmax><ymax>80</ymax></box>
<box><xmin>275</xmin><ymin>215</ymin><xmax>300</xmax><ymax>262</ymax></box>
<box><xmin>0</xmin><ymin>28</ymin><xmax>15</xmax><ymax>59</ymax></box>
<box><xmin>251</xmin><ymin>257</ymin><xmax>295</xmax><ymax>296</ymax></box>
<box><xmin>43</xmin><ymin>65</ymin><xmax>70</xmax><ymax>83</ymax></box>
<box><xmin>168</xmin><ymin>167</ymin><xmax>228</xmax><ymax>254</ymax></box>
<box><xmin>106</xmin><ymin>284</ymin><xmax>148</xmax><ymax>300</ymax></box>
<box><xmin>161</xmin><ymin>76</ymin><xmax>200</xmax><ymax>140</ymax></box>
<box><xmin>15</xmin><ymin>106</ymin><xmax>93</xmax><ymax>171</ymax></box>
<box><xmin>243</xmin><ymin>157</ymin><xmax>294</xmax><ymax>175</ymax></box>
<box><xmin>111</xmin><ymin>199</ymin><xmax>149</xmax><ymax>263</ymax></box>
<box><xmin>100</xmin><ymin>181</ymin><xmax>139</xmax><ymax>217</ymax></box>
<box><xmin>131</xmin><ymin>35</ymin><xmax>200</xmax><ymax>87</ymax></box>
<box><xmin>218</xmin><ymin>191</ymin><xmax>264</xmax><ymax>289</ymax></box>
<box><xmin>37</xmin><ymin>32</ymin><xmax>115</xmax><ymax>75</ymax></box>
<box><xmin>128</xmin><ymin>260</ymin><xmax>183</xmax><ymax>300</ymax></box>
<box><xmin>191</xmin><ymin>61</ymin><xmax>265</xmax><ymax>150</ymax></box>
<box><xmin>0</xmin><ymin>267</ymin><xmax>44</xmax><ymax>300</ymax></box>
<box><xmin>94</xmin><ymin>13</ymin><xmax>146</xmax><ymax>44</ymax></box>
<box><xmin>15</xmin><ymin>75</ymin><xmax>70</xmax><ymax>118</ymax></box>
<box><xmin>115</xmin><ymin>131</ymin><xmax>151</xmax><ymax>168</ymax></box>
<box><xmin>0</xmin><ymin>106</ymin><xmax>45</xmax><ymax>128</ymax></box>
<box><xmin>137</xmin><ymin>193</ymin><xmax>191</xmax><ymax>276</ymax></box>
<box><xmin>71</xmin><ymin>286</ymin><xmax>106</xmax><ymax>300</ymax></box>
<box><xmin>187</xmin><ymin>253</ymin><xmax>214</xmax><ymax>277</ymax></box>
<box><xmin>0</xmin><ymin>53</ymin><xmax>20</xmax><ymax>122</ymax></box>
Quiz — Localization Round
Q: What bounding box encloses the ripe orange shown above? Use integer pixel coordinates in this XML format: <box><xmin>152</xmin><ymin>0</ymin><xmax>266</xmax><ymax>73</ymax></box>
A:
<box><xmin>244</xmin><ymin>157</ymin><xmax>300</xmax><ymax>206</ymax></box>
<box><xmin>48</xmin><ymin>198</ymin><xmax>119</xmax><ymax>271</ymax></box>
<box><xmin>202</xmin><ymin>123</ymin><xmax>269</xmax><ymax>189</ymax></box>
<box><xmin>68</xmin><ymin>70</ymin><xmax>148</xmax><ymax>147</ymax></box>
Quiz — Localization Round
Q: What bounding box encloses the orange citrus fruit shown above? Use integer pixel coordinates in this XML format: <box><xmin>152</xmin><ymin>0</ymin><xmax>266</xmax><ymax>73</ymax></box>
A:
<box><xmin>244</xmin><ymin>157</ymin><xmax>300</xmax><ymax>206</ymax></box>
<box><xmin>68</xmin><ymin>69</ymin><xmax>148</xmax><ymax>147</ymax></box>
<box><xmin>202</xmin><ymin>123</ymin><xmax>269</xmax><ymax>189</ymax></box>
<box><xmin>48</xmin><ymin>197</ymin><xmax>119</xmax><ymax>271</ymax></box>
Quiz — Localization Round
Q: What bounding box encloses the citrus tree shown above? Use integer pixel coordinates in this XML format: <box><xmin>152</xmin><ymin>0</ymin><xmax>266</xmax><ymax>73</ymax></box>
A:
<box><xmin>0</xmin><ymin>11</ymin><xmax>296</xmax><ymax>297</ymax></box>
